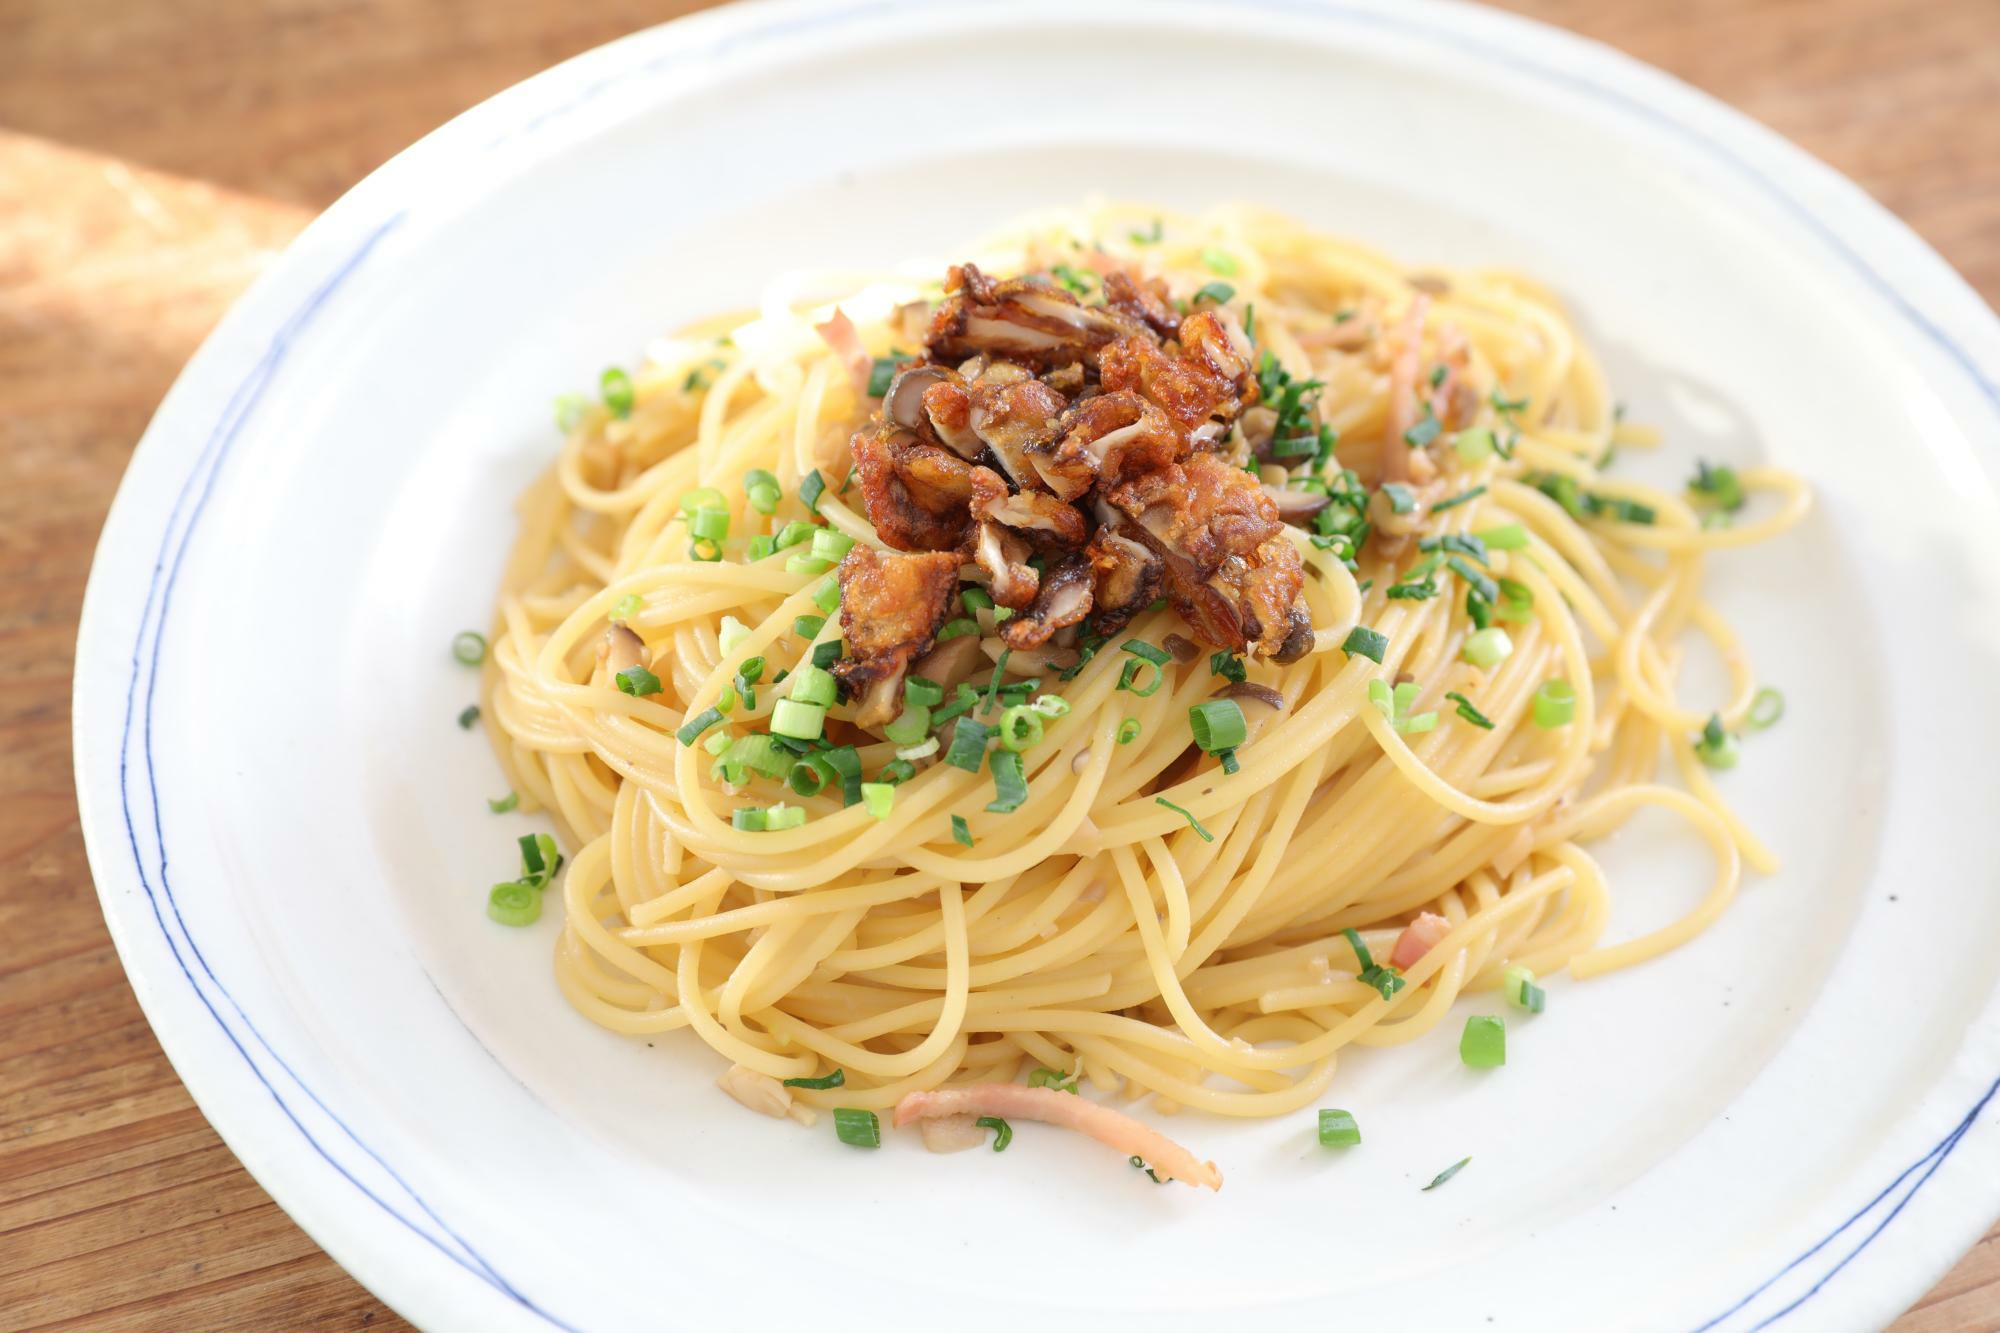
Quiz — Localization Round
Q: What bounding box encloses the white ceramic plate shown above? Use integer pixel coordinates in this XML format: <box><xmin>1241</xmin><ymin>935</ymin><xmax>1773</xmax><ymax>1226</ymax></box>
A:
<box><xmin>74</xmin><ymin>2</ymin><xmax>2000</xmax><ymax>1328</ymax></box>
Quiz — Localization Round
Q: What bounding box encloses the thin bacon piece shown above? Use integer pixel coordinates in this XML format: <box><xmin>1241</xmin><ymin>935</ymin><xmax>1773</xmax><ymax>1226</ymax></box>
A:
<box><xmin>893</xmin><ymin>1084</ymin><xmax>1222</xmax><ymax>1190</ymax></box>
<box><xmin>815</xmin><ymin>309</ymin><xmax>873</xmax><ymax>397</ymax></box>
<box><xmin>1390</xmin><ymin>911</ymin><xmax>1452</xmax><ymax>970</ymax></box>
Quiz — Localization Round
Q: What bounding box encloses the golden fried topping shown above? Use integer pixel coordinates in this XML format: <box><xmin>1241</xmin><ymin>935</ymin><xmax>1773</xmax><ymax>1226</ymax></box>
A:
<box><xmin>831</xmin><ymin>546</ymin><xmax>963</xmax><ymax>725</ymax></box>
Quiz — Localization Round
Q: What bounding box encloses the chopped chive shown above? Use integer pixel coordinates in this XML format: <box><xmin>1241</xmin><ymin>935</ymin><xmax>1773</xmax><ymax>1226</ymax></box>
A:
<box><xmin>1341</xmin><ymin>626</ymin><xmax>1388</xmax><ymax>663</ymax></box>
<box><xmin>1209</xmin><ymin>651</ymin><xmax>1247</xmax><ymax>684</ymax></box>
<box><xmin>1444</xmin><ymin>691</ymin><xmax>1494</xmax><ymax>729</ymax></box>
<box><xmin>936</xmin><ymin>618</ymin><xmax>980</xmax><ymax>641</ymax></box>
<box><xmin>811</xmin><ymin>639</ymin><xmax>843</xmax><ymax>670</ymax></box>
<box><xmin>1452</xmin><ymin>427</ymin><xmax>1496</xmax><ymax>462</ymax></box>
<box><xmin>616</xmin><ymin>664</ymin><xmax>663</xmax><ymax>697</ymax></box>
<box><xmin>943</xmin><ymin>717</ymin><xmax>992</xmax><ymax>772</ymax></box>
<box><xmin>774</xmin><ymin>519</ymin><xmax>817</xmax><ymax>550</ymax></box>
<box><xmin>1130</xmin><ymin>1155</ymin><xmax>1167</xmax><ymax>1184</ymax></box>
<box><xmin>1693</xmin><ymin>713</ymin><xmax>1740</xmax><ymax>769</ymax></box>
<box><xmin>1199</xmin><ymin>245</ymin><xmax>1239</xmax><ymax>276</ymax></box>
<box><xmin>951</xmin><ymin>814</ymin><xmax>974</xmax><ymax>848</ymax></box>
<box><xmin>1030</xmin><ymin>694</ymin><xmax>1071</xmax><ymax>718</ymax></box>
<box><xmin>1188</xmin><ymin>699</ymin><xmax>1248</xmax><ymax>753</ymax></box>
<box><xmin>788</xmin><ymin>663</ymin><xmax>837</xmax><ymax>708</ymax></box>
<box><xmin>931</xmin><ymin>682</ymin><xmax>980</xmax><ymax>725</ymax></box>
<box><xmin>977</xmin><ymin>1116</ymin><xmax>1012</xmax><ymax>1151</ymax></box>
<box><xmin>1747</xmin><ymin>686</ymin><xmax>1785</xmax><ymax>731</ymax></box>
<box><xmin>1027</xmin><ymin>1066</ymin><xmax>1079</xmax><ymax>1093</ymax></box>
<box><xmin>452</xmin><ymin>631</ymin><xmax>488</xmax><ymax>665</ymax></box>
<box><xmin>1419</xmin><ymin>533</ymin><xmax>1489</xmax><ymax>562</ymax></box>
<box><xmin>1532</xmin><ymin>680</ymin><xmax>1575</xmax><ymax>729</ymax></box>
<box><xmin>1317</xmin><ymin>1109</ymin><xmax>1361</xmax><ymax>1147</ymax></box>
<box><xmin>1342</xmin><ymin>926</ymin><xmax>1405</xmax><ymax>999</ymax></box>
<box><xmin>553</xmin><ymin>392</ymin><xmax>588</xmax><ymax>433</ymax></box>
<box><xmin>1192</xmin><ymin>280</ymin><xmax>1236</xmax><ymax>305</ymax></box>
<box><xmin>687</xmin><ymin>507</ymin><xmax>729</xmax><ymax>542</ymax></box>
<box><xmin>1129</xmin><ymin>218</ymin><xmax>1163</xmax><ymax>245</ymax></box>
<box><xmin>783</xmin><ymin>1068</ymin><xmax>846</xmax><ymax>1090</ymax></box>
<box><xmin>1502</xmin><ymin>963</ymin><xmax>1546</xmax><ymax>1013</ymax></box>
<box><xmin>770</xmin><ymin>698</ymin><xmax>826</xmax><ymax>741</ymax></box>
<box><xmin>799</xmin><ymin>469</ymin><xmax>827</xmax><ymax>514</ymax></box>
<box><xmin>1477</xmin><ymin>524</ymin><xmax>1528</xmax><ymax>551</ymax></box>
<box><xmin>1423</xmin><ymin>1157</ymin><xmax>1472</xmax><ymax>1191</ymax></box>
<box><xmin>486</xmin><ymin>882</ymin><xmax>542</xmax><ymax>927</ymax></box>
<box><xmin>1381</xmin><ymin>483</ymin><xmax>1416</xmax><ymax>515</ymax></box>
<box><xmin>1430</xmin><ymin>484</ymin><xmax>1488</xmax><ymax>513</ymax></box>
<box><xmin>876</xmin><ymin>759</ymin><xmax>917</xmax><ymax>785</ymax></box>
<box><xmin>486</xmin><ymin>791</ymin><xmax>519</xmax><ymax>814</ymax></box>
<box><xmin>457</xmin><ymin>704</ymin><xmax>481</xmax><ymax>729</ymax></box>
<box><xmin>1461</xmin><ymin>627</ymin><xmax>1513</xmax><ymax>669</ymax></box>
<box><xmin>883</xmin><ymin>704</ymin><xmax>932</xmax><ymax>746</ymax></box>
<box><xmin>1447</xmin><ymin>556</ymin><xmax>1498</xmax><ymax>605</ymax></box>
<box><xmin>1403</xmin><ymin>417</ymin><xmax>1442</xmax><ymax>449</ymax></box>
<box><xmin>600</xmin><ymin>366</ymin><xmax>634</xmax><ymax>418</ymax></box>
<box><xmin>1117</xmin><ymin>718</ymin><xmax>1141</xmax><ymax>745</ymax></box>
<box><xmin>731</xmin><ymin>807</ymin><xmax>767</xmax><ymax>832</ymax></box>
<box><xmin>764</xmin><ymin>803</ymin><xmax>807</xmax><ymax>831</ymax></box>
<box><xmin>810</xmin><ymin>529</ymin><xmax>854</xmax><ymax>565</ymax></box>
<box><xmin>784</xmin><ymin>554</ymin><xmax>833</xmax><ymax>576</ymax></box>
<box><xmin>905</xmin><ymin>676</ymin><xmax>945</xmax><ymax>708</ymax></box>
<box><xmin>979</xmin><ymin>648</ymin><xmax>1013</xmax><ymax>715</ymax></box>
<box><xmin>833</xmin><ymin>1107</ymin><xmax>880</xmax><ymax>1148</ymax></box>
<box><xmin>793</xmin><ymin>614</ymin><xmax>826</xmax><ymax>640</ymax></box>
<box><xmin>517</xmin><ymin>832</ymin><xmax>561</xmax><ymax>885</ymax></box>
<box><xmin>748</xmin><ymin>534</ymin><xmax>776</xmax><ymax>561</ymax></box>
<box><xmin>1688</xmin><ymin>459</ymin><xmax>1745</xmax><ymax>513</ymax></box>
<box><xmin>611</xmin><ymin>594</ymin><xmax>643</xmax><ymax>622</ymax></box>
<box><xmin>787</xmin><ymin>754</ymin><xmax>833</xmax><ymax>798</ymax></box>
<box><xmin>676</xmin><ymin>707</ymin><xmax>724</xmax><ymax>745</ymax></box>
<box><xmin>997</xmin><ymin>705</ymin><xmax>1045</xmax><ymax>752</ymax></box>
<box><xmin>987</xmin><ymin>749</ymin><xmax>1029</xmax><ymax>813</ymax></box>
<box><xmin>812</xmin><ymin>576</ymin><xmax>843</xmax><ymax>615</ymax></box>
<box><xmin>862</xmin><ymin>782</ymin><xmax>895</xmax><ymax>820</ymax></box>
<box><xmin>1460</xmin><ymin>1015</ymin><xmax>1506</xmax><ymax>1068</ymax></box>
<box><xmin>1122</xmin><ymin>639</ymin><xmax>1171</xmax><ymax>666</ymax></box>
<box><xmin>1155</xmin><ymin>797</ymin><xmax>1213</xmax><ymax>842</ymax></box>
<box><xmin>865</xmin><ymin>356</ymin><xmax>907</xmax><ymax>398</ymax></box>
<box><xmin>1117</xmin><ymin>658</ymin><xmax>1164</xmax><ymax>697</ymax></box>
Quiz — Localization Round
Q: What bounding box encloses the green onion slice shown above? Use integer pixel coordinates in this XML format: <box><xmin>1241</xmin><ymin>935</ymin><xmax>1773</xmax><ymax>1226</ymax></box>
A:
<box><xmin>1188</xmin><ymin>699</ymin><xmax>1248</xmax><ymax>753</ymax></box>
<box><xmin>452</xmin><ymin>631</ymin><xmax>488</xmax><ymax>665</ymax></box>
<box><xmin>833</xmin><ymin>1107</ymin><xmax>880</xmax><ymax>1148</ymax></box>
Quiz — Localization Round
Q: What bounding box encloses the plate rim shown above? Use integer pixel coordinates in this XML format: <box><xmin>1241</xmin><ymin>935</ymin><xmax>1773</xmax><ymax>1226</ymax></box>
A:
<box><xmin>70</xmin><ymin>1</ymin><xmax>2000</xmax><ymax>1328</ymax></box>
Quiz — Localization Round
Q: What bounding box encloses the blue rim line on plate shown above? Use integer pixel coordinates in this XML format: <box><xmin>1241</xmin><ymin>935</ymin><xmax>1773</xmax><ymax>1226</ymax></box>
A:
<box><xmin>100</xmin><ymin>2</ymin><xmax>2000</xmax><ymax>1328</ymax></box>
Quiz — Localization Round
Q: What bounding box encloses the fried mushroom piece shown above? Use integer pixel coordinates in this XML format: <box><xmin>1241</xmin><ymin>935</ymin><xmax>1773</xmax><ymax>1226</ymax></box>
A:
<box><xmin>1027</xmin><ymin>391</ymin><xmax>1187</xmax><ymax>502</ymax></box>
<box><xmin>851</xmin><ymin>422</ymin><xmax>979</xmax><ymax>551</ymax></box>
<box><xmin>999</xmin><ymin>555</ymin><xmax>1095</xmax><ymax>650</ymax></box>
<box><xmin>1083</xmin><ymin>528</ymin><xmax>1163</xmax><ymax>638</ymax></box>
<box><xmin>966</xmin><ymin>467</ymin><xmax>1043</xmax><ymax>610</ymax></box>
<box><xmin>1101</xmin><ymin>271</ymin><xmax>1183</xmax><ymax>340</ymax></box>
<box><xmin>927</xmin><ymin>263</ymin><xmax>1147</xmax><ymax>370</ymax></box>
<box><xmin>831</xmin><ymin>547</ymin><xmax>962</xmax><ymax>726</ymax></box>
<box><xmin>1107</xmin><ymin>452</ymin><xmax>1305</xmax><ymax>656</ymax></box>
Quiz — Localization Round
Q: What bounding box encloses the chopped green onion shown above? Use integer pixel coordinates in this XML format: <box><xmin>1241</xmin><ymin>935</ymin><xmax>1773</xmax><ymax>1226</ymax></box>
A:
<box><xmin>1466</xmin><ymin>589</ymin><xmax>1493</xmax><ymax>629</ymax></box>
<box><xmin>1381</xmin><ymin>483</ymin><xmax>1416</xmax><ymax>515</ymax></box>
<box><xmin>553</xmin><ymin>392</ymin><xmax>588</xmax><ymax>432</ymax></box>
<box><xmin>678</xmin><ymin>487</ymin><xmax>726</xmax><ymax>516</ymax></box>
<box><xmin>1030</xmin><ymin>694</ymin><xmax>1071</xmax><ymax>718</ymax></box>
<box><xmin>876</xmin><ymin>759</ymin><xmax>917</xmax><ymax>785</ymax></box>
<box><xmin>1430</xmin><ymin>484</ymin><xmax>1488</xmax><ymax>513</ymax></box>
<box><xmin>1188</xmin><ymin>699</ymin><xmax>1248</xmax><ymax>753</ymax></box>
<box><xmin>731</xmin><ymin>807</ymin><xmax>768</xmax><ymax>831</ymax></box>
<box><xmin>1129</xmin><ymin>218</ymin><xmax>1164</xmax><ymax>245</ymax></box>
<box><xmin>1122</xmin><ymin>639</ymin><xmax>1170</xmax><ymax>666</ymax></box>
<box><xmin>744</xmin><ymin>467</ymin><xmax>779</xmax><ymax>496</ymax></box>
<box><xmin>517</xmin><ymin>832</ymin><xmax>561</xmax><ymax>886</ymax></box>
<box><xmin>1462</xmin><ymin>627</ymin><xmax>1513</xmax><ymax>669</ymax></box>
<box><xmin>452</xmin><ymin>631</ymin><xmax>488</xmax><ymax>665</ymax></box>
<box><xmin>1452</xmin><ymin>427</ymin><xmax>1496</xmax><ymax>462</ymax></box>
<box><xmin>1502</xmin><ymin>963</ymin><xmax>1547</xmax><ymax>1013</ymax></box>
<box><xmin>1423</xmin><ymin>1157</ymin><xmax>1472</xmax><ymax>1191</ymax></box>
<box><xmin>783</xmin><ymin>1068</ymin><xmax>845</xmax><ymax>1090</ymax></box>
<box><xmin>788</xmin><ymin>664</ymin><xmax>837</xmax><ymax>707</ymax></box>
<box><xmin>936</xmin><ymin>618</ymin><xmax>980</xmax><ymax>641</ymax></box>
<box><xmin>611</xmin><ymin>594</ymin><xmax>643</xmax><ymax>622</ymax></box>
<box><xmin>688</xmin><ymin>538</ymin><xmax>722</xmax><ymax>562</ymax></box>
<box><xmin>811</xmin><ymin>639</ymin><xmax>842</xmax><ymax>670</ymax></box>
<box><xmin>986</xmin><ymin>749</ymin><xmax>1029</xmax><ymax>813</ymax></box>
<box><xmin>996</xmin><ymin>705</ymin><xmax>1045</xmax><ymax>752</ymax></box>
<box><xmin>1477</xmin><ymin>524</ymin><xmax>1529</xmax><ymax>551</ymax></box>
<box><xmin>1317</xmin><ymin>1109</ymin><xmax>1361</xmax><ymax>1148</ymax></box>
<box><xmin>1199</xmin><ymin>246</ymin><xmax>1239</xmax><ymax>276</ymax></box>
<box><xmin>1155</xmin><ymin>797</ymin><xmax>1213</xmax><ymax>842</ymax></box>
<box><xmin>1533</xmin><ymin>680</ymin><xmax>1576</xmax><ymax>729</ymax></box>
<box><xmin>748</xmin><ymin>534</ymin><xmax>776</xmax><ymax>561</ymax></box>
<box><xmin>487</xmin><ymin>882</ymin><xmax>542</xmax><ymax>927</ymax></box>
<box><xmin>820</xmin><ymin>746</ymin><xmax>863</xmax><ymax>805</ymax></box>
<box><xmin>687</xmin><ymin>506</ymin><xmax>729</xmax><ymax>542</ymax></box>
<box><xmin>1403</xmin><ymin>416</ymin><xmax>1442</xmax><ymax>449</ymax></box>
<box><xmin>1117</xmin><ymin>659</ymin><xmax>1163</xmax><ymax>696</ymax></box>
<box><xmin>931</xmin><ymin>683</ymin><xmax>980</xmax><ymax>724</ymax></box>
<box><xmin>883</xmin><ymin>705</ymin><xmax>932</xmax><ymax>746</ymax></box>
<box><xmin>1448</xmin><ymin>556</ymin><xmax>1498</xmax><ymax>605</ymax></box>
<box><xmin>1694</xmin><ymin>713</ymin><xmax>1739</xmax><ymax>769</ymax></box>
<box><xmin>1192</xmin><ymin>280</ymin><xmax>1236</xmax><ymax>305</ymax></box>
<box><xmin>1494</xmin><ymin>577</ymin><xmax>1534</xmax><ymax>623</ymax></box>
<box><xmin>792</xmin><ymin>614</ymin><xmax>826</xmax><ymax>640</ymax></box>
<box><xmin>905</xmin><ymin>676</ymin><xmax>945</xmax><ymax>708</ymax></box>
<box><xmin>977</xmin><ymin>1116</ymin><xmax>1012</xmax><ymax>1151</ymax></box>
<box><xmin>703</xmin><ymin>719</ymin><xmax>736</xmax><ymax>751</ymax></box>
<box><xmin>979</xmin><ymin>649</ymin><xmax>1013</xmax><ymax>716</ymax></box>
<box><xmin>784</xmin><ymin>554</ymin><xmax>833</xmax><ymax>576</ymax></box>
<box><xmin>865</xmin><ymin>356</ymin><xmax>906</xmax><ymax>398</ymax></box>
<box><xmin>1688</xmin><ymin>459</ymin><xmax>1745</xmax><ymax>512</ymax></box>
<box><xmin>770</xmin><ymin>699</ymin><xmax>826</xmax><ymax>741</ymax></box>
<box><xmin>616</xmin><ymin>664</ymin><xmax>663</xmax><ymax>697</ymax></box>
<box><xmin>728</xmin><ymin>734</ymin><xmax>790</xmax><ymax>780</ymax></box>
<box><xmin>787</xmin><ymin>754</ymin><xmax>833</xmax><ymax>798</ymax></box>
<box><xmin>944</xmin><ymin>718</ymin><xmax>992</xmax><ymax>772</ymax></box>
<box><xmin>862</xmin><ymin>783</ymin><xmax>895</xmax><ymax>820</ymax></box>
<box><xmin>1209</xmin><ymin>651</ymin><xmax>1247</xmax><ymax>684</ymax></box>
<box><xmin>1130</xmin><ymin>1155</ymin><xmax>1166</xmax><ymax>1184</ymax></box>
<box><xmin>951</xmin><ymin>814</ymin><xmax>974</xmax><ymax>848</ymax></box>
<box><xmin>810</xmin><ymin>528</ymin><xmax>854</xmax><ymax>563</ymax></box>
<box><xmin>1747</xmin><ymin>686</ymin><xmax>1785</xmax><ymax>731</ymax></box>
<box><xmin>812</xmin><ymin>576</ymin><xmax>842</xmax><ymax>615</ymax></box>
<box><xmin>765</xmin><ymin>803</ymin><xmax>807</xmax><ymax>831</ymax></box>
<box><xmin>1460</xmin><ymin>1015</ymin><xmax>1506</xmax><ymax>1068</ymax></box>
<box><xmin>959</xmin><ymin>587</ymin><xmax>995</xmax><ymax>613</ymax></box>
<box><xmin>487</xmin><ymin>792</ymin><xmax>518</xmax><ymax>814</ymax></box>
<box><xmin>1117</xmin><ymin>718</ymin><xmax>1141</xmax><ymax>745</ymax></box>
<box><xmin>601</xmin><ymin>366</ymin><xmax>634</xmax><ymax>418</ymax></box>
<box><xmin>676</xmin><ymin>707</ymin><xmax>724</xmax><ymax>745</ymax></box>
<box><xmin>1342</xmin><ymin>926</ymin><xmax>1405</xmax><ymax>999</ymax></box>
<box><xmin>1341</xmin><ymin>626</ymin><xmax>1388</xmax><ymax>663</ymax></box>
<box><xmin>1027</xmin><ymin>1067</ymin><xmax>1079</xmax><ymax>1093</ymax></box>
<box><xmin>457</xmin><ymin>704</ymin><xmax>481</xmax><ymax>729</ymax></box>
<box><xmin>799</xmin><ymin>469</ymin><xmax>826</xmax><ymax>514</ymax></box>
<box><xmin>833</xmin><ymin>1107</ymin><xmax>880</xmax><ymax>1148</ymax></box>
<box><xmin>775</xmin><ymin>519</ymin><xmax>816</xmax><ymax>550</ymax></box>
<box><xmin>1445</xmin><ymin>691</ymin><xmax>1494</xmax><ymax>729</ymax></box>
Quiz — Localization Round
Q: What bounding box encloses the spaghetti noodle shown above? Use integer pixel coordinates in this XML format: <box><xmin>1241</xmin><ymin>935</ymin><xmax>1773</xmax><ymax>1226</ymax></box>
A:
<box><xmin>480</xmin><ymin>204</ymin><xmax>1808</xmax><ymax>1149</ymax></box>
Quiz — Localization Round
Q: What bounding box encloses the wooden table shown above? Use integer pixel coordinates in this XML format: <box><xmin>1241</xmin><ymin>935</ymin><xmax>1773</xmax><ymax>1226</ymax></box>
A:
<box><xmin>3</xmin><ymin>0</ymin><xmax>1994</xmax><ymax>1325</ymax></box>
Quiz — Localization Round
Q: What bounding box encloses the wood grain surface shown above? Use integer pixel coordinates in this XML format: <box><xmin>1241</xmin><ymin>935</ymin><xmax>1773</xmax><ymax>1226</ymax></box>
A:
<box><xmin>3</xmin><ymin>0</ymin><xmax>1995</xmax><ymax>1326</ymax></box>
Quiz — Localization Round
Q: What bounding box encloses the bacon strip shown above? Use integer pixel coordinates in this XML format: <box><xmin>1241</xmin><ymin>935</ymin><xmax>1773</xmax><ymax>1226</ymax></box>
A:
<box><xmin>894</xmin><ymin>1084</ymin><xmax>1222</xmax><ymax>1189</ymax></box>
<box><xmin>815</xmin><ymin>309</ymin><xmax>873</xmax><ymax>397</ymax></box>
<box><xmin>1390</xmin><ymin>911</ymin><xmax>1452</xmax><ymax>970</ymax></box>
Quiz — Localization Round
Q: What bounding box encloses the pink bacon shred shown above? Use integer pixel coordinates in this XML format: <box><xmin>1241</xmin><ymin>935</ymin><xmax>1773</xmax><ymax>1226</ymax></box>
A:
<box><xmin>1390</xmin><ymin>911</ymin><xmax>1452</xmax><ymax>971</ymax></box>
<box><xmin>1382</xmin><ymin>293</ymin><xmax>1431</xmax><ymax>486</ymax></box>
<box><xmin>815</xmin><ymin>308</ymin><xmax>874</xmax><ymax>397</ymax></box>
<box><xmin>893</xmin><ymin>1084</ymin><xmax>1223</xmax><ymax>1190</ymax></box>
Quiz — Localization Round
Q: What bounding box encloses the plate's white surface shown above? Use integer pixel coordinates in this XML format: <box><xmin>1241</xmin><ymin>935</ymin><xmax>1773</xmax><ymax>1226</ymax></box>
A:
<box><xmin>73</xmin><ymin>2</ymin><xmax>2000</xmax><ymax>1329</ymax></box>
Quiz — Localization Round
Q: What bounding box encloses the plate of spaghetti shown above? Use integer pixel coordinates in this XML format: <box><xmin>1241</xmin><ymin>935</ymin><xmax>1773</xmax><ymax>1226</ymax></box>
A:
<box><xmin>73</xmin><ymin>2</ymin><xmax>2000</xmax><ymax>1330</ymax></box>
